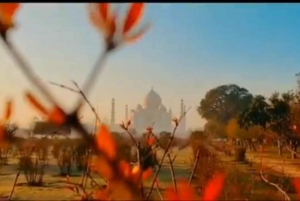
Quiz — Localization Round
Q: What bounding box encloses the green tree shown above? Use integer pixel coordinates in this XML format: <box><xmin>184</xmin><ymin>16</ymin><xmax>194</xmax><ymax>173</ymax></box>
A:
<box><xmin>226</xmin><ymin>118</ymin><xmax>262</xmax><ymax>151</ymax></box>
<box><xmin>238</xmin><ymin>92</ymin><xmax>298</xmax><ymax>158</ymax></box>
<box><xmin>198</xmin><ymin>84</ymin><xmax>253</xmax><ymax>124</ymax></box>
<box><xmin>237</xmin><ymin>95</ymin><xmax>270</xmax><ymax>129</ymax></box>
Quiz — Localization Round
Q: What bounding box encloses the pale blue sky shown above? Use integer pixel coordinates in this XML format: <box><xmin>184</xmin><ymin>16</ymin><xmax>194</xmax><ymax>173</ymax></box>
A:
<box><xmin>0</xmin><ymin>3</ymin><xmax>299</xmax><ymax>130</ymax></box>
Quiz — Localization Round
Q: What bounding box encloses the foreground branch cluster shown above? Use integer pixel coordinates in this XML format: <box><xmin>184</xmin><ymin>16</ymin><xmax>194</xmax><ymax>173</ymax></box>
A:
<box><xmin>0</xmin><ymin>3</ymin><xmax>226</xmax><ymax>201</ymax></box>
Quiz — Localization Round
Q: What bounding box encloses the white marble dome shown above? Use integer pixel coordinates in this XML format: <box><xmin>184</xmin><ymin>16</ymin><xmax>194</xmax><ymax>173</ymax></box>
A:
<box><xmin>159</xmin><ymin>104</ymin><xmax>167</xmax><ymax>112</ymax></box>
<box><xmin>136</xmin><ymin>104</ymin><xmax>143</xmax><ymax>111</ymax></box>
<box><xmin>143</xmin><ymin>87</ymin><xmax>162</xmax><ymax>109</ymax></box>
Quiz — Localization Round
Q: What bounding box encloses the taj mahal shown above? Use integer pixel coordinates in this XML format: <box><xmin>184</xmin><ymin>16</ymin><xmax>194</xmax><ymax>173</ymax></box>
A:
<box><xmin>109</xmin><ymin>88</ymin><xmax>187</xmax><ymax>134</ymax></box>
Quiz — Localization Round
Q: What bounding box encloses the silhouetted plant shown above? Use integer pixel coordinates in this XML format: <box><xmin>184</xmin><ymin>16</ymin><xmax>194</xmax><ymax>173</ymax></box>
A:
<box><xmin>18</xmin><ymin>145</ymin><xmax>47</xmax><ymax>186</ymax></box>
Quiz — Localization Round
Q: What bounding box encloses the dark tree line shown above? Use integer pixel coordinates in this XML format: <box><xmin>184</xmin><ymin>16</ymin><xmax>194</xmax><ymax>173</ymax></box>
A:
<box><xmin>198</xmin><ymin>82</ymin><xmax>300</xmax><ymax>159</ymax></box>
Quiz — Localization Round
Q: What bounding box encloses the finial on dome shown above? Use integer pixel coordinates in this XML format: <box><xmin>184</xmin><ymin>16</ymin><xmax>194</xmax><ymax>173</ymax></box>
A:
<box><xmin>151</xmin><ymin>86</ymin><xmax>153</xmax><ymax>91</ymax></box>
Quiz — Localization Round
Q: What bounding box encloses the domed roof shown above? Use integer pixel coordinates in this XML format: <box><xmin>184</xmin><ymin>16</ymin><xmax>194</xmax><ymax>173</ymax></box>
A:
<box><xmin>136</xmin><ymin>104</ymin><xmax>143</xmax><ymax>111</ymax></box>
<box><xmin>143</xmin><ymin>87</ymin><xmax>162</xmax><ymax>109</ymax></box>
<box><xmin>159</xmin><ymin>104</ymin><xmax>167</xmax><ymax>112</ymax></box>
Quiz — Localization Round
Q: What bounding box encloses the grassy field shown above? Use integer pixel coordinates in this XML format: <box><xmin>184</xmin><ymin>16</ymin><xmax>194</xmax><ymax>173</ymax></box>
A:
<box><xmin>0</xmin><ymin>146</ymin><xmax>299</xmax><ymax>200</ymax></box>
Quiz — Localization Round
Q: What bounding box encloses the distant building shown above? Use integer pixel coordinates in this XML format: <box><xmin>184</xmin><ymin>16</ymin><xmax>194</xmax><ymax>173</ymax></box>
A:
<box><xmin>31</xmin><ymin>121</ymin><xmax>71</xmax><ymax>137</ymax></box>
<box><xmin>109</xmin><ymin>87</ymin><xmax>187</xmax><ymax>134</ymax></box>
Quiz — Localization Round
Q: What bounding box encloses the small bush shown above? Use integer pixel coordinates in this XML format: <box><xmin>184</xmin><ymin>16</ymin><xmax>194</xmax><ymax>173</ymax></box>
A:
<box><xmin>190</xmin><ymin>141</ymin><xmax>223</xmax><ymax>193</ymax></box>
<box><xmin>57</xmin><ymin>147</ymin><xmax>73</xmax><ymax>176</ymax></box>
<box><xmin>19</xmin><ymin>147</ymin><xmax>47</xmax><ymax>186</ymax></box>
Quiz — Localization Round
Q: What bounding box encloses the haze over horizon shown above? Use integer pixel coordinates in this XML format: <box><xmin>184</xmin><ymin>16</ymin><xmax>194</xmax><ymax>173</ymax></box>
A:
<box><xmin>0</xmin><ymin>3</ymin><xmax>299</xmax><ymax>130</ymax></box>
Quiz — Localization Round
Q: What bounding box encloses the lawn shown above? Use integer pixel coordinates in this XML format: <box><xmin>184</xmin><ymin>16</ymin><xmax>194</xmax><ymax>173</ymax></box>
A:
<box><xmin>0</xmin><ymin>146</ymin><xmax>299</xmax><ymax>200</ymax></box>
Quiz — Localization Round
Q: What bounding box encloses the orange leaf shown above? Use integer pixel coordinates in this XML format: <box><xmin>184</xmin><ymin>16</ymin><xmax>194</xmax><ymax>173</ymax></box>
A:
<box><xmin>123</xmin><ymin>3</ymin><xmax>145</xmax><ymax>34</ymax></box>
<box><xmin>142</xmin><ymin>168</ymin><xmax>152</xmax><ymax>180</ymax></box>
<box><xmin>130</xmin><ymin>165</ymin><xmax>141</xmax><ymax>182</ymax></box>
<box><xmin>202</xmin><ymin>173</ymin><xmax>225</xmax><ymax>201</ymax></box>
<box><xmin>88</xmin><ymin>5</ymin><xmax>102</xmax><ymax>29</ymax></box>
<box><xmin>124</xmin><ymin>23</ymin><xmax>151</xmax><ymax>44</ymax></box>
<box><xmin>180</xmin><ymin>182</ymin><xmax>195</xmax><ymax>200</ymax></box>
<box><xmin>107</xmin><ymin>13</ymin><xmax>117</xmax><ymax>38</ymax></box>
<box><xmin>293</xmin><ymin>178</ymin><xmax>300</xmax><ymax>200</ymax></box>
<box><xmin>4</xmin><ymin>99</ymin><xmax>12</xmax><ymax>120</ymax></box>
<box><xmin>25</xmin><ymin>92</ymin><xmax>48</xmax><ymax>116</ymax></box>
<box><xmin>164</xmin><ymin>180</ymin><xmax>195</xmax><ymax>200</ymax></box>
<box><xmin>48</xmin><ymin>106</ymin><xmax>66</xmax><ymax>125</ymax></box>
<box><xmin>118</xmin><ymin>160</ymin><xmax>131</xmax><ymax>178</ymax></box>
<box><xmin>96</xmin><ymin>124</ymin><xmax>116</xmax><ymax>160</ymax></box>
<box><xmin>0</xmin><ymin>3</ymin><xmax>20</xmax><ymax>25</ymax></box>
<box><xmin>147</xmin><ymin>135</ymin><xmax>155</xmax><ymax>146</ymax></box>
<box><xmin>164</xmin><ymin>187</ymin><xmax>179</xmax><ymax>201</ymax></box>
<box><xmin>0</xmin><ymin>3</ymin><xmax>20</xmax><ymax>17</ymax></box>
<box><xmin>97</xmin><ymin>3</ymin><xmax>110</xmax><ymax>22</ymax></box>
<box><xmin>94</xmin><ymin>190</ymin><xmax>109</xmax><ymax>200</ymax></box>
<box><xmin>95</xmin><ymin>156</ymin><xmax>114</xmax><ymax>179</ymax></box>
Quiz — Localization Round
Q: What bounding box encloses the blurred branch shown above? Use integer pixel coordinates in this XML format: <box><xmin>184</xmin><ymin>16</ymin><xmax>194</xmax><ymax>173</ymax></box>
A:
<box><xmin>146</xmin><ymin>106</ymin><xmax>191</xmax><ymax>200</ymax></box>
<box><xmin>167</xmin><ymin>154</ymin><xmax>177</xmax><ymax>193</ymax></box>
<box><xmin>260</xmin><ymin>170</ymin><xmax>290</xmax><ymax>201</ymax></box>
<box><xmin>189</xmin><ymin>149</ymin><xmax>200</xmax><ymax>185</ymax></box>
<box><xmin>155</xmin><ymin>182</ymin><xmax>164</xmax><ymax>200</ymax></box>
<box><xmin>49</xmin><ymin>80</ymin><xmax>101</xmax><ymax>124</ymax></box>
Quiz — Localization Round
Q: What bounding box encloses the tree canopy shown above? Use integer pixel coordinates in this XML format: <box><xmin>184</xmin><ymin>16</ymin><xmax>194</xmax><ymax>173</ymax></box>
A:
<box><xmin>198</xmin><ymin>84</ymin><xmax>253</xmax><ymax>124</ymax></box>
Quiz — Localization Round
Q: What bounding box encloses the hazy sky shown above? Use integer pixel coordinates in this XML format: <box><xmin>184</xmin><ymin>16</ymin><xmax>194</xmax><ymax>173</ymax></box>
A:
<box><xmin>0</xmin><ymin>3</ymin><xmax>299</xmax><ymax>130</ymax></box>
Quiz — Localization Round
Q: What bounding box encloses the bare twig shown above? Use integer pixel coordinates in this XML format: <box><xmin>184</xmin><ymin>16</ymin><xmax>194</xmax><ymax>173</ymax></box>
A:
<box><xmin>0</xmin><ymin>8</ymin><xmax>148</xmax><ymax>200</ymax></box>
<box><xmin>260</xmin><ymin>170</ymin><xmax>291</xmax><ymax>201</ymax></box>
<box><xmin>146</xmin><ymin>106</ymin><xmax>191</xmax><ymax>200</ymax></box>
<box><xmin>8</xmin><ymin>169</ymin><xmax>21</xmax><ymax>200</ymax></box>
<box><xmin>189</xmin><ymin>149</ymin><xmax>200</xmax><ymax>185</ymax></box>
<box><xmin>167</xmin><ymin>154</ymin><xmax>177</xmax><ymax>193</ymax></box>
<box><xmin>49</xmin><ymin>80</ymin><xmax>101</xmax><ymax>123</ymax></box>
<box><xmin>73</xmin><ymin>50</ymin><xmax>109</xmax><ymax>111</ymax></box>
<box><xmin>155</xmin><ymin>182</ymin><xmax>164</xmax><ymax>201</ymax></box>
<box><xmin>1</xmin><ymin>39</ymin><xmax>58</xmax><ymax>106</ymax></box>
<box><xmin>124</xmin><ymin>128</ymin><xmax>139</xmax><ymax>148</ymax></box>
<box><xmin>259</xmin><ymin>140</ymin><xmax>291</xmax><ymax>201</ymax></box>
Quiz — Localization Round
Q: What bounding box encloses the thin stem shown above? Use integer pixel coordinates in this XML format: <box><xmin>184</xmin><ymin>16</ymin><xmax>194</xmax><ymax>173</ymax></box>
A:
<box><xmin>155</xmin><ymin>182</ymin><xmax>164</xmax><ymax>201</ymax></box>
<box><xmin>146</xmin><ymin>107</ymin><xmax>191</xmax><ymax>200</ymax></box>
<box><xmin>72</xmin><ymin>80</ymin><xmax>101</xmax><ymax>124</ymax></box>
<box><xmin>260</xmin><ymin>170</ymin><xmax>290</xmax><ymax>201</ymax></box>
<box><xmin>2</xmin><ymin>39</ymin><xmax>58</xmax><ymax>105</ymax></box>
<box><xmin>189</xmin><ymin>149</ymin><xmax>200</xmax><ymax>185</ymax></box>
<box><xmin>8</xmin><ymin>169</ymin><xmax>21</xmax><ymax>200</ymax></box>
<box><xmin>124</xmin><ymin>129</ymin><xmax>139</xmax><ymax>148</ymax></box>
<box><xmin>70</xmin><ymin>120</ymin><xmax>142</xmax><ymax>200</ymax></box>
<box><xmin>49</xmin><ymin>80</ymin><xmax>101</xmax><ymax>124</ymax></box>
<box><xmin>73</xmin><ymin>50</ymin><xmax>109</xmax><ymax>111</ymax></box>
<box><xmin>167</xmin><ymin>154</ymin><xmax>177</xmax><ymax>193</ymax></box>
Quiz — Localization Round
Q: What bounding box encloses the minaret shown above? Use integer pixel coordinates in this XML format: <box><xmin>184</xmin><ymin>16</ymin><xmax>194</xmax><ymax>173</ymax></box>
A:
<box><xmin>180</xmin><ymin>99</ymin><xmax>184</xmax><ymax>116</ymax></box>
<box><xmin>110</xmin><ymin>98</ymin><xmax>115</xmax><ymax>126</ymax></box>
<box><xmin>178</xmin><ymin>99</ymin><xmax>184</xmax><ymax>133</ymax></box>
<box><xmin>182</xmin><ymin>105</ymin><xmax>186</xmax><ymax>133</ymax></box>
<box><xmin>125</xmin><ymin>104</ymin><xmax>128</xmax><ymax>122</ymax></box>
<box><xmin>168</xmin><ymin>108</ymin><xmax>172</xmax><ymax>132</ymax></box>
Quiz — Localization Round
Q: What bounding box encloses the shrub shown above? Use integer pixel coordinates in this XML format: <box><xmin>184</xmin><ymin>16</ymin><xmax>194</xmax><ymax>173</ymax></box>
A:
<box><xmin>18</xmin><ymin>146</ymin><xmax>47</xmax><ymax>186</ymax></box>
<box><xmin>190</xmin><ymin>141</ymin><xmax>223</xmax><ymax>193</ymax></box>
<box><xmin>73</xmin><ymin>142</ymin><xmax>89</xmax><ymax>172</ymax></box>
<box><xmin>57</xmin><ymin>147</ymin><xmax>73</xmax><ymax>176</ymax></box>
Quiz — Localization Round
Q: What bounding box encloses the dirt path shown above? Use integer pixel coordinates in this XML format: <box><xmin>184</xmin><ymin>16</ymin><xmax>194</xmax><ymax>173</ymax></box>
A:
<box><xmin>246</xmin><ymin>152</ymin><xmax>300</xmax><ymax>177</ymax></box>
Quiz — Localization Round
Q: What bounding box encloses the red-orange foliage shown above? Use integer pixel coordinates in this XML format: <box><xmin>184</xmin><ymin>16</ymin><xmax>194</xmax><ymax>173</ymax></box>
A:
<box><xmin>164</xmin><ymin>174</ymin><xmax>225</xmax><ymax>201</ymax></box>
<box><xmin>0</xmin><ymin>99</ymin><xmax>13</xmax><ymax>143</ymax></box>
<box><xmin>88</xmin><ymin>3</ymin><xmax>150</xmax><ymax>45</ymax></box>
<box><xmin>0</xmin><ymin>3</ymin><xmax>20</xmax><ymax>27</ymax></box>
